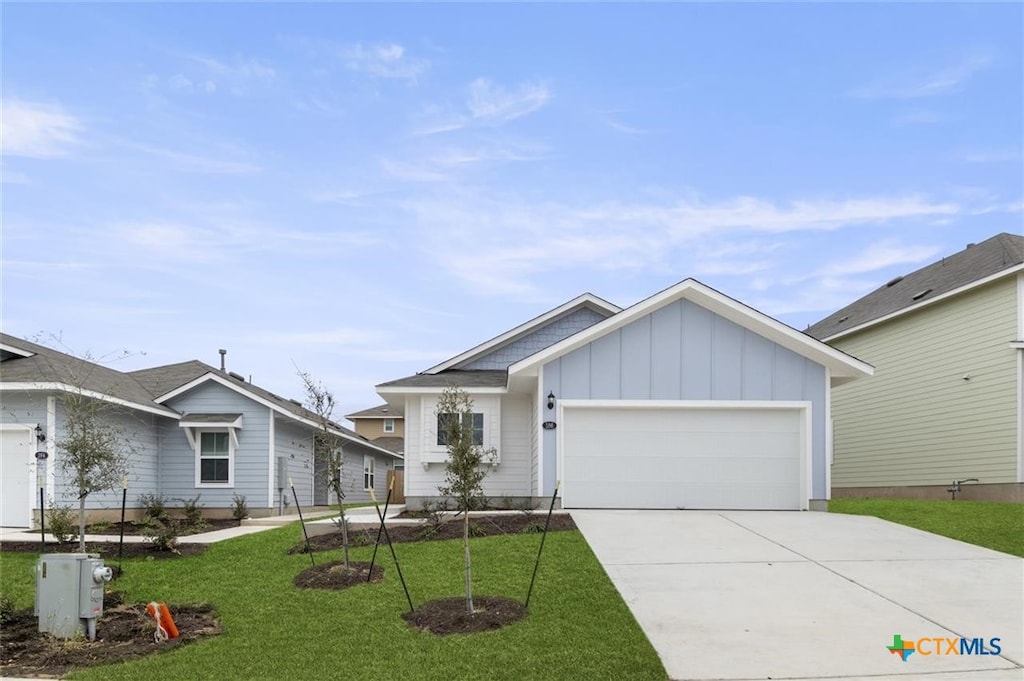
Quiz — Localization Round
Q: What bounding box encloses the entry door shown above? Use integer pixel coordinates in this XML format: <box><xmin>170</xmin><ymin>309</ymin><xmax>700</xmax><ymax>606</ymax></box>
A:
<box><xmin>1</xmin><ymin>428</ymin><xmax>33</xmax><ymax>527</ymax></box>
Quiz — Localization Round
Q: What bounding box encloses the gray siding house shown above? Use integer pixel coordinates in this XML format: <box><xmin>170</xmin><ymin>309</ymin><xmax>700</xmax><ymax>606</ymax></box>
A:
<box><xmin>0</xmin><ymin>334</ymin><xmax>401</xmax><ymax>528</ymax></box>
<box><xmin>378</xmin><ymin>280</ymin><xmax>872</xmax><ymax>511</ymax></box>
<box><xmin>807</xmin><ymin>233</ymin><xmax>1024</xmax><ymax>502</ymax></box>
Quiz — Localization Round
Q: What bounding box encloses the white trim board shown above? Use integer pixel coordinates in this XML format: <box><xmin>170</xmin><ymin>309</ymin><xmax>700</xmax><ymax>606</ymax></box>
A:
<box><xmin>0</xmin><ymin>382</ymin><xmax>179</xmax><ymax>418</ymax></box>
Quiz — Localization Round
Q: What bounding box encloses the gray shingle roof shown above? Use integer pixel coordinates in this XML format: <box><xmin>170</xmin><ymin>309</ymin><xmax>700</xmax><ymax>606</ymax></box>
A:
<box><xmin>371</xmin><ymin>436</ymin><xmax>405</xmax><ymax>454</ymax></box>
<box><xmin>806</xmin><ymin>233</ymin><xmax>1024</xmax><ymax>340</ymax></box>
<box><xmin>0</xmin><ymin>333</ymin><xmax>171</xmax><ymax>412</ymax></box>
<box><xmin>377</xmin><ymin>370</ymin><xmax>508</xmax><ymax>389</ymax></box>
<box><xmin>345</xmin><ymin>404</ymin><xmax>404</xmax><ymax>419</ymax></box>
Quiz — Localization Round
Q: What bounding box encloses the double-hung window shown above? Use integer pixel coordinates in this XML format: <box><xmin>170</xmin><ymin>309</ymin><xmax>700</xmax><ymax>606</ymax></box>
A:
<box><xmin>199</xmin><ymin>431</ymin><xmax>231</xmax><ymax>484</ymax></box>
<box><xmin>363</xmin><ymin>455</ymin><xmax>375</xmax><ymax>491</ymax></box>
<box><xmin>383</xmin><ymin>418</ymin><xmax>395</xmax><ymax>434</ymax></box>
<box><xmin>436</xmin><ymin>413</ymin><xmax>484</xmax><ymax>446</ymax></box>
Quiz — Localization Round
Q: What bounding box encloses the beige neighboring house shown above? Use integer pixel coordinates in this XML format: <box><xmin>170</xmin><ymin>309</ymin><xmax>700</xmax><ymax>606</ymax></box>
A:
<box><xmin>807</xmin><ymin>232</ymin><xmax>1024</xmax><ymax>502</ymax></box>
<box><xmin>345</xmin><ymin>404</ymin><xmax>404</xmax><ymax>465</ymax></box>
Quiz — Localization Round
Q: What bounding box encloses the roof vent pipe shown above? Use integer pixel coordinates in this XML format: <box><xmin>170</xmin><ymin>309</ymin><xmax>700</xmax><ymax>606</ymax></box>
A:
<box><xmin>219</xmin><ymin>349</ymin><xmax>227</xmax><ymax>371</ymax></box>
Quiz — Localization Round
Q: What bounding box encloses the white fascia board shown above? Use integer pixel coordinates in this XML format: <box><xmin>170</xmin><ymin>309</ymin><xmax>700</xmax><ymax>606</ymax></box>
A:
<box><xmin>376</xmin><ymin>385</ymin><xmax>507</xmax><ymax>395</ymax></box>
<box><xmin>823</xmin><ymin>263</ymin><xmax>1024</xmax><ymax>342</ymax></box>
<box><xmin>346</xmin><ymin>414</ymin><xmax>404</xmax><ymax>420</ymax></box>
<box><xmin>422</xmin><ymin>293</ymin><xmax>621</xmax><ymax>375</ymax></box>
<box><xmin>510</xmin><ymin>279</ymin><xmax>874</xmax><ymax>380</ymax></box>
<box><xmin>0</xmin><ymin>382</ymin><xmax>180</xmax><ymax>417</ymax></box>
<box><xmin>157</xmin><ymin>373</ymin><xmax>402</xmax><ymax>459</ymax></box>
<box><xmin>0</xmin><ymin>343</ymin><xmax>35</xmax><ymax>358</ymax></box>
<box><xmin>180</xmin><ymin>415</ymin><xmax>243</xmax><ymax>429</ymax></box>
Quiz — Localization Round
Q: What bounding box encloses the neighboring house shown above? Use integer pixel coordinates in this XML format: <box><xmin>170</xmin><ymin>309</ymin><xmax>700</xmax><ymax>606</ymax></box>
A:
<box><xmin>377</xmin><ymin>281</ymin><xmax>872</xmax><ymax>511</ymax></box>
<box><xmin>806</xmin><ymin>232</ymin><xmax>1024</xmax><ymax>502</ymax></box>
<box><xmin>345</xmin><ymin>404</ymin><xmax>405</xmax><ymax>462</ymax></box>
<box><xmin>0</xmin><ymin>333</ymin><xmax>402</xmax><ymax>528</ymax></box>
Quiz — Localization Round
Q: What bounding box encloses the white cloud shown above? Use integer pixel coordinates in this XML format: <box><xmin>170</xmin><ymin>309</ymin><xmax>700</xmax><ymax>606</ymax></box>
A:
<box><xmin>406</xmin><ymin>191</ymin><xmax>963</xmax><ymax>296</ymax></box>
<box><xmin>192</xmin><ymin>55</ymin><xmax>276</xmax><ymax>82</ymax></box>
<box><xmin>958</xmin><ymin>148</ymin><xmax>1022</xmax><ymax>164</ymax></box>
<box><xmin>126</xmin><ymin>142</ymin><xmax>262</xmax><ymax>174</ymax></box>
<box><xmin>816</xmin><ymin>239</ymin><xmax>941</xmax><ymax>276</ymax></box>
<box><xmin>467</xmin><ymin>78</ymin><xmax>550</xmax><ymax>124</ymax></box>
<box><xmin>1</xmin><ymin>99</ymin><xmax>82</xmax><ymax>158</ymax></box>
<box><xmin>343</xmin><ymin>42</ymin><xmax>427</xmax><ymax>81</ymax></box>
<box><xmin>848</xmin><ymin>54</ymin><xmax>992</xmax><ymax>100</ymax></box>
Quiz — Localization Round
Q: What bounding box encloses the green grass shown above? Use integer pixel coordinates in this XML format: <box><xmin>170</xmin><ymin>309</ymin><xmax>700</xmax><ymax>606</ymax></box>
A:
<box><xmin>829</xmin><ymin>498</ymin><xmax>1024</xmax><ymax>557</ymax></box>
<box><xmin>1</xmin><ymin>526</ymin><xmax>665</xmax><ymax>680</ymax></box>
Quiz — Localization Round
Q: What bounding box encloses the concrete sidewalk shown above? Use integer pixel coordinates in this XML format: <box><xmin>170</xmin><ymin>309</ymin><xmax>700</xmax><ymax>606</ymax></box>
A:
<box><xmin>572</xmin><ymin>510</ymin><xmax>1024</xmax><ymax>681</ymax></box>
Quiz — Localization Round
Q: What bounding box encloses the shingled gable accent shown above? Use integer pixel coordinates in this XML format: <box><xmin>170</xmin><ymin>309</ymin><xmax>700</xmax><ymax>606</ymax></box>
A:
<box><xmin>421</xmin><ymin>293</ymin><xmax>620</xmax><ymax>375</ymax></box>
<box><xmin>508</xmin><ymin>278</ymin><xmax>873</xmax><ymax>388</ymax></box>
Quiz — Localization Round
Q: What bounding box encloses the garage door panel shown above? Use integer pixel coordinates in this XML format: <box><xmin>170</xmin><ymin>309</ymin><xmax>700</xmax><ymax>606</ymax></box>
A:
<box><xmin>562</xmin><ymin>406</ymin><xmax>803</xmax><ymax>510</ymax></box>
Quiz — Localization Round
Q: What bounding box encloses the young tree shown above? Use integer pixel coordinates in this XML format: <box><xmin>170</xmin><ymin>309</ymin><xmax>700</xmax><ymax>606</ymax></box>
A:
<box><xmin>297</xmin><ymin>370</ymin><xmax>352</xmax><ymax>571</ymax></box>
<box><xmin>57</xmin><ymin>388</ymin><xmax>134</xmax><ymax>553</ymax></box>
<box><xmin>436</xmin><ymin>386</ymin><xmax>496</xmax><ymax>614</ymax></box>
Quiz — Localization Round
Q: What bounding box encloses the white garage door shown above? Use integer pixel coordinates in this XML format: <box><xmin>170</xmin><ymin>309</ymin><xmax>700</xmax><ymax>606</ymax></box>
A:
<box><xmin>1</xmin><ymin>428</ymin><xmax>33</xmax><ymax>527</ymax></box>
<box><xmin>561</xmin><ymin>404</ymin><xmax>805</xmax><ymax>510</ymax></box>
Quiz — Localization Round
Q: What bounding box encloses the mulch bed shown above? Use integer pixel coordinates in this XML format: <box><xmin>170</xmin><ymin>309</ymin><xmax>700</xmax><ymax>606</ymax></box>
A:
<box><xmin>85</xmin><ymin>518</ymin><xmax>242</xmax><ymax>536</ymax></box>
<box><xmin>403</xmin><ymin>596</ymin><xmax>528</xmax><ymax>635</ymax></box>
<box><xmin>293</xmin><ymin>560</ymin><xmax>384</xmax><ymax>590</ymax></box>
<box><xmin>0</xmin><ymin>592</ymin><xmax>222</xmax><ymax>678</ymax></box>
<box><xmin>289</xmin><ymin>513</ymin><xmax>577</xmax><ymax>554</ymax></box>
<box><xmin>0</xmin><ymin>541</ymin><xmax>207</xmax><ymax>559</ymax></box>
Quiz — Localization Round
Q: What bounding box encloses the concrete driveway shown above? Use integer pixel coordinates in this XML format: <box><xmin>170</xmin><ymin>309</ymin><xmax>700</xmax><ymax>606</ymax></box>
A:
<box><xmin>572</xmin><ymin>510</ymin><xmax>1024</xmax><ymax>681</ymax></box>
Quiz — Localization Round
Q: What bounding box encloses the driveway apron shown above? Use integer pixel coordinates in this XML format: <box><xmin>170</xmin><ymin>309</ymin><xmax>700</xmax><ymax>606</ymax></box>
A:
<box><xmin>572</xmin><ymin>510</ymin><xmax>1024</xmax><ymax>681</ymax></box>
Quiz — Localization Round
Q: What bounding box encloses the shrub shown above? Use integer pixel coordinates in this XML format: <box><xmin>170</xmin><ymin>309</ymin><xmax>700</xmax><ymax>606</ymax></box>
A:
<box><xmin>178</xmin><ymin>494</ymin><xmax>206</xmax><ymax>529</ymax></box>
<box><xmin>231</xmin><ymin>493</ymin><xmax>249</xmax><ymax>522</ymax></box>
<box><xmin>142</xmin><ymin>519</ymin><xmax>180</xmax><ymax>555</ymax></box>
<box><xmin>89</xmin><ymin>520</ymin><xmax>113</xmax><ymax>533</ymax></box>
<box><xmin>138</xmin><ymin>493</ymin><xmax>168</xmax><ymax>521</ymax></box>
<box><xmin>468</xmin><ymin>522</ymin><xmax>487</xmax><ymax>538</ymax></box>
<box><xmin>48</xmin><ymin>503</ymin><xmax>79</xmax><ymax>545</ymax></box>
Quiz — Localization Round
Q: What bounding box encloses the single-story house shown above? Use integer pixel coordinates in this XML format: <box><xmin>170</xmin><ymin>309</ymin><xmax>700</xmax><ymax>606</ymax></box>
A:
<box><xmin>0</xmin><ymin>333</ymin><xmax>402</xmax><ymax>528</ymax></box>
<box><xmin>377</xmin><ymin>279</ymin><xmax>872</xmax><ymax>511</ymax></box>
<box><xmin>806</xmin><ymin>232</ymin><xmax>1024</xmax><ymax>502</ymax></box>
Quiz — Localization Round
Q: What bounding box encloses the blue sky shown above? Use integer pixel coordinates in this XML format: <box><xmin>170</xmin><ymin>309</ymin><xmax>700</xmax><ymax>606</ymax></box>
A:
<box><xmin>3</xmin><ymin>2</ymin><xmax>1022</xmax><ymax>418</ymax></box>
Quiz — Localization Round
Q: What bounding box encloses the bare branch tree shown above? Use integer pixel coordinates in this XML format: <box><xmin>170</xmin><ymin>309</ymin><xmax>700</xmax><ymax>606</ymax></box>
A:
<box><xmin>436</xmin><ymin>386</ymin><xmax>496</xmax><ymax>614</ymax></box>
<box><xmin>297</xmin><ymin>369</ymin><xmax>352</xmax><ymax>571</ymax></box>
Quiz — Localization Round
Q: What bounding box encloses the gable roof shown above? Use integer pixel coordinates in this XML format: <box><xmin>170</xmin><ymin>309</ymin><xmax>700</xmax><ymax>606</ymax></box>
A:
<box><xmin>0</xmin><ymin>333</ymin><xmax>178</xmax><ymax>417</ymax></box>
<box><xmin>139</xmin><ymin>363</ymin><xmax>401</xmax><ymax>459</ymax></box>
<box><xmin>806</xmin><ymin>233</ymin><xmax>1024</xmax><ymax>341</ymax></box>
<box><xmin>0</xmin><ymin>333</ymin><xmax>401</xmax><ymax>459</ymax></box>
<box><xmin>422</xmin><ymin>293</ymin><xmax>620</xmax><ymax>374</ymax></box>
<box><xmin>508</xmin><ymin>278</ymin><xmax>873</xmax><ymax>387</ymax></box>
<box><xmin>345</xmin><ymin>404</ymin><xmax>404</xmax><ymax>419</ymax></box>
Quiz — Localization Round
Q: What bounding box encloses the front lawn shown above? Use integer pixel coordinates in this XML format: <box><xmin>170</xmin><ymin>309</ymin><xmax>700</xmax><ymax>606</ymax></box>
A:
<box><xmin>1</xmin><ymin>524</ymin><xmax>665</xmax><ymax>680</ymax></box>
<box><xmin>829</xmin><ymin>498</ymin><xmax>1024</xmax><ymax>557</ymax></box>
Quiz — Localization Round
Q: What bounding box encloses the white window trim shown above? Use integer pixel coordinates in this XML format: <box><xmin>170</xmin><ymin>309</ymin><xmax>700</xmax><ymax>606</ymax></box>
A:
<box><xmin>193</xmin><ymin>428</ymin><xmax>237</xmax><ymax>489</ymax></box>
<box><xmin>363</xmin><ymin>455</ymin><xmax>375</xmax><ymax>491</ymax></box>
<box><xmin>383</xmin><ymin>418</ymin><xmax>395</xmax><ymax>433</ymax></box>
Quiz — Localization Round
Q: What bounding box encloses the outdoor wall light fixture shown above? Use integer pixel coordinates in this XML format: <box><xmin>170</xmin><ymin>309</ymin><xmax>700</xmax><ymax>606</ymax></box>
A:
<box><xmin>547</xmin><ymin>391</ymin><xmax>555</xmax><ymax>410</ymax></box>
<box><xmin>35</xmin><ymin>424</ymin><xmax>46</xmax><ymax>442</ymax></box>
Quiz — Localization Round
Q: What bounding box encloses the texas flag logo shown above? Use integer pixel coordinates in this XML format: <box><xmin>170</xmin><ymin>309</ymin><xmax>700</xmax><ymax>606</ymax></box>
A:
<box><xmin>887</xmin><ymin>634</ymin><xmax>916</xmax><ymax>661</ymax></box>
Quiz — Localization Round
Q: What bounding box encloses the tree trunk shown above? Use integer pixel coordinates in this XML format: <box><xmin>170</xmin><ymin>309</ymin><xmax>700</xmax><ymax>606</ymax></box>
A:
<box><xmin>463</xmin><ymin>511</ymin><xmax>474</xmax><ymax>614</ymax></box>
<box><xmin>78</xmin><ymin>493</ymin><xmax>87</xmax><ymax>553</ymax></box>
<box><xmin>339</xmin><ymin>508</ymin><xmax>350</xmax><ymax>571</ymax></box>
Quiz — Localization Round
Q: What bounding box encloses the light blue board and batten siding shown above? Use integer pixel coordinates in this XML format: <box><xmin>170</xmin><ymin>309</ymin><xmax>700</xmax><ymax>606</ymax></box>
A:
<box><xmin>541</xmin><ymin>299</ymin><xmax>827</xmax><ymax>498</ymax></box>
<box><xmin>160</xmin><ymin>382</ymin><xmax>271</xmax><ymax>508</ymax></box>
<box><xmin>460</xmin><ymin>308</ymin><xmax>609</xmax><ymax>370</ymax></box>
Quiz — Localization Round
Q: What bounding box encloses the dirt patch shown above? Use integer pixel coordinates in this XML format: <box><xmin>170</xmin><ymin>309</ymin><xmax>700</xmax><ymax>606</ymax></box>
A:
<box><xmin>0</xmin><ymin>592</ymin><xmax>222</xmax><ymax>678</ymax></box>
<box><xmin>293</xmin><ymin>560</ymin><xmax>384</xmax><ymax>590</ymax></box>
<box><xmin>290</xmin><ymin>513</ymin><xmax>576</xmax><ymax>554</ymax></box>
<box><xmin>403</xmin><ymin>596</ymin><xmax>527</xmax><ymax>635</ymax></box>
<box><xmin>0</xmin><ymin>541</ymin><xmax>207</xmax><ymax>560</ymax></box>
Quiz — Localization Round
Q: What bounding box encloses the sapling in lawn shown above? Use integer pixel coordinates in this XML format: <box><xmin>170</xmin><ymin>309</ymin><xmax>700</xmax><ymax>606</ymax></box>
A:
<box><xmin>436</xmin><ymin>386</ymin><xmax>497</xmax><ymax>614</ymax></box>
<box><xmin>297</xmin><ymin>368</ymin><xmax>353</xmax><ymax>571</ymax></box>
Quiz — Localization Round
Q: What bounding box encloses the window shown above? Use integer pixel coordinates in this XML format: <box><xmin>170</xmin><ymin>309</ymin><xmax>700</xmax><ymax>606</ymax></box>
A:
<box><xmin>436</xmin><ymin>413</ymin><xmax>484</xmax><ymax>446</ymax></box>
<box><xmin>363</xmin><ymin>455</ymin><xmax>375</xmax><ymax>491</ymax></box>
<box><xmin>199</xmin><ymin>431</ymin><xmax>231</xmax><ymax>484</ymax></box>
<box><xmin>383</xmin><ymin>418</ymin><xmax>395</xmax><ymax>434</ymax></box>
